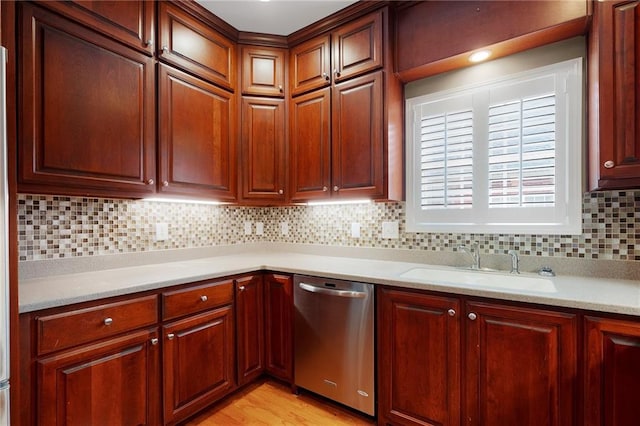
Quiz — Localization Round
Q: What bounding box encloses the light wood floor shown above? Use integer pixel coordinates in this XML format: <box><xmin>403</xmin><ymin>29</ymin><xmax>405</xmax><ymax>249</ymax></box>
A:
<box><xmin>184</xmin><ymin>379</ymin><xmax>376</xmax><ymax>426</ymax></box>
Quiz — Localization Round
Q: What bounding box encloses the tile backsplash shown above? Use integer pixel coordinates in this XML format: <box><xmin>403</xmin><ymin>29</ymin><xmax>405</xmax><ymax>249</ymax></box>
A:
<box><xmin>17</xmin><ymin>191</ymin><xmax>640</xmax><ymax>262</ymax></box>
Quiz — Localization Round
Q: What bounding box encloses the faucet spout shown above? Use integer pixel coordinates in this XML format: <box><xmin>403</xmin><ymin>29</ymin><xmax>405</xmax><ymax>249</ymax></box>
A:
<box><xmin>508</xmin><ymin>250</ymin><xmax>520</xmax><ymax>274</ymax></box>
<box><xmin>458</xmin><ymin>243</ymin><xmax>481</xmax><ymax>270</ymax></box>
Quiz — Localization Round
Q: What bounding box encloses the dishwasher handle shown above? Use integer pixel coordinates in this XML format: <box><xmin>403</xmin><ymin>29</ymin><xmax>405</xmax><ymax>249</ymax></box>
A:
<box><xmin>298</xmin><ymin>282</ymin><xmax>367</xmax><ymax>298</ymax></box>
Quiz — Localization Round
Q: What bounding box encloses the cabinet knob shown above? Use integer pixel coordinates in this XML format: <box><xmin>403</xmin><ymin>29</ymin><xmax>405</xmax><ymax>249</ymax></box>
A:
<box><xmin>103</xmin><ymin>317</ymin><xmax>113</xmax><ymax>326</ymax></box>
<box><xmin>278</xmin><ymin>189</ymin><xmax>284</xmax><ymax>195</ymax></box>
<box><xmin>145</xmin><ymin>39</ymin><xmax>153</xmax><ymax>47</ymax></box>
<box><xmin>200</xmin><ymin>295</ymin><xmax>208</xmax><ymax>302</ymax></box>
<box><xmin>322</xmin><ymin>72</ymin><xmax>330</xmax><ymax>81</ymax></box>
<box><xmin>147</xmin><ymin>178</ymin><xmax>154</xmax><ymax>185</ymax></box>
<box><xmin>447</xmin><ymin>309</ymin><xmax>456</xmax><ymax>317</ymax></box>
<box><xmin>162</xmin><ymin>181</ymin><xmax>169</xmax><ymax>187</ymax></box>
<box><xmin>333</xmin><ymin>186</ymin><xmax>339</xmax><ymax>192</ymax></box>
<box><xmin>334</xmin><ymin>68</ymin><xmax>340</xmax><ymax>78</ymax></box>
<box><xmin>238</xmin><ymin>285</ymin><xmax>245</xmax><ymax>292</ymax></box>
<box><xmin>278</xmin><ymin>85</ymin><xmax>283</xmax><ymax>92</ymax></box>
<box><xmin>162</xmin><ymin>45</ymin><xmax>169</xmax><ymax>54</ymax></box>
<box><xmin>604</xmin><ymin>160</ymin><xmax>615</xmax><ymax>169</ymax></box>
<box><xmin>322</xmin><ymin>186</ymin><xmax>328</xmax><ymax>192</ymax></box>
<box><xmin>468</xmin><ymin>312</ymin><xmax>477</xmax><ymax>321</ymax></box>
<box><xmin>151</xmin><ymin>338</ymin><xmax>159</xmax><ymax>345</ymax></box>
<box><xmin>167</xmin><ymin>333</ymin><xmax>175</xmax><ymax>340</ymax></box>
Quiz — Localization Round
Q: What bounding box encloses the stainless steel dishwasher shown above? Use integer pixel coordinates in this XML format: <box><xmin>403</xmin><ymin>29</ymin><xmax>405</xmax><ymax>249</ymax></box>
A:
<box><xmin>294</xmin><ymin>274</ymin><xmax>374</xmax><ymax>416</ymax></box>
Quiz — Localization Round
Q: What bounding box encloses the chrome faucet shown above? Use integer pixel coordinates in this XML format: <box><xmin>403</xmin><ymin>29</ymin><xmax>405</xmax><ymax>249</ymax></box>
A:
<box><xmin>508</xmin><ymin>250</ymin><xmax>520</xmax><ymax>274</ymax></box>
<box><xmin>458</xmin><ymin>242</ymin><xmax>480</xmax><ymax>270</ymax></box>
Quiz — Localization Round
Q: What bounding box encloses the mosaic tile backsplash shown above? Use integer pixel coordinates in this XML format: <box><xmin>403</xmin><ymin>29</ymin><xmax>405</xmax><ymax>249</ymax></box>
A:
<box><xmin>17</xmin><ymin>191</ymin><xmax>640</xmax><ymax>262</ymax></box>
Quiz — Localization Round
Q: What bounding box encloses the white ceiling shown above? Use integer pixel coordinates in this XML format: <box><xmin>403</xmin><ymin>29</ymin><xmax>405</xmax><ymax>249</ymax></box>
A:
<box><xmin>196</xmin><ymin>0</ymin><xmax>359</xmax><ymax>36</ymax></box>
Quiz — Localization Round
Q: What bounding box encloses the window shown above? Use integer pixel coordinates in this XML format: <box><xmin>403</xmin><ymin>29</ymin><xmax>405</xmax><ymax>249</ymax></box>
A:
<box><xmin>406</xmin><ymin>58</ymin><xmax>583</xmax><ymax>234</ymax></box>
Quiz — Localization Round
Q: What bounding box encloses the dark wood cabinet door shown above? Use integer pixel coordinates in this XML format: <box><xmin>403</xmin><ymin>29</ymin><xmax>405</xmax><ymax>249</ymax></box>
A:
<box><xmin>235</xmin><ymin>275</ymin><xmax>265</xmax><ymax>386</ymax></box>
<box><xmin>158</xmin><ymin>64</ymin><xmax>237</xmax><ymax>201</ymax></box>
<box><xmin>19</xmin><ymin>3</ymin><xmax>156</xmax><ymax>197</ymax></box>
<box><xmin>241</xmin><ymin>46</ymin><xmax>286</xmax><ymax>97</ymax></box>
<box><xmin>163</xmin><ymin>306</ymin><xmax>235</xmax><ymax>424</ymax></box>
<box><xmin>39</xmin><ymin>0</ymin><xmax>154</xmax><ymax>54</ymax></box>
<box><xmin>290</xmin><ymin>35</ymin><xmax>331</xmax><ymax>97</ymax></box>
<box><xmin>158</xmin><ymin>2</ymin><xmax>236</xmax><ymax>91</ymax></box>
<box><xmin>240</xmin><ymin>97</ymin><xmax>286</xmax><ymax>203</ymax></box>
<box><xmin>465</xmin><ymin>302</ymin><xmax>577</xmax><ymax>426</ymax></box>
<box><xmin>332</xmin><ymin>10</ymin><xmax>382</xmax><ymax>83</ymax></box>
<box><xmin>589</xmin><ymin>0</ymin><xmax>640</xmax><ymax>189</ymax></box>
<box><xmin>289</xmin><ymin>88</ymin><xmax>331</xmax><ymax>202</ymax></box>
<box><xmin>37</xmin><ymin>328</ymin><xmax>160</xmax><ymax>426</ymax></box>
<box><xmin>332</xmin><ymin>71</ymin><xmax>383</xmax><ymax>199</ymax></box>
<box><xmin>584</xmin><ymin>316</ymin><xmax>640</xmax><ymax>426</ymax></box>
<box><xmin>264</xmin><ymin>273</ymin><xmax>293</xmax><ymax>383</ymax></box>
<box><xmin>377</xmin><ymin>287</ymin><xmax>461</xmax><ymax>426</ymax></box>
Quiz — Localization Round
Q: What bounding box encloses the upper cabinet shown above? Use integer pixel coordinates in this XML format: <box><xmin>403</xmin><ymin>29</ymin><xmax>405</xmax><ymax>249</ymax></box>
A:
<box><xmin>18</xmin><ymin>3</ymin><xmax>156</xmax><ymax>198</ymax></box>
<box><xmin>38</xmin><ymin>0</ymin><xmax>155</xmax><ymax>55</ymax></box>
<box><xmin>158</xmin><ymin>64</ymin><xmax>237</xmax><ymax>201</ymax></box>
<box><xmin>290</xmin><ymin>35</ymin><xmax>331</xmax><ymax>96</ymax></box>
<box><xmin>589</xmin><ymin>0</ymin><xmax>640</xmax><ymax>190</ymax></box>
<box><xmin>241</xmin><ymin>46</ymin><xmax>286</xmax><ymax>97</ymax></box>
<box><xmin>158</xmin><ymin>1</ymin><xmax>236</xmax><ymax>91</ymax></box>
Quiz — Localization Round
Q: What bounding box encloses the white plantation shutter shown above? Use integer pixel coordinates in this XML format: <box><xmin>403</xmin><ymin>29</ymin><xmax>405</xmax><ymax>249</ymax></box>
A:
<box><xmin>406</xmin><ymin>58</ymin><xmax>582</xmax><ymax>234</ymax></box>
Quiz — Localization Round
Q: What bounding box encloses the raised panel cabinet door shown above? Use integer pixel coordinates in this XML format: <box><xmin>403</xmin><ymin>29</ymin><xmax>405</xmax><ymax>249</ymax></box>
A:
<box><xmin>37</xmin><ymin>328</ymin><xmax>160</xmax><ymax>426</ymax></box>
<box><xmin>163</xmin><ymin>306</ymin><xmax>235</xmax><ymax>424</ymax></box>
<box><xmin>264</xmin><ymin>274</ymin><xmax>293</xmax><ymax>383</ymax></box>
<box><xmin>158</xmin><ymin>2</ymin><xmax>236</xmax><ymax>90</ymax></box>
<box><xmin>289</xmin><ymin>88</ymin><xmax>331</xmax><ymax>202</ymax></box>
<box><xmin>241</xmin><ymin>46</ymin><xmax>286</xmax><ymax>97</ymax></box>
<box><xmin>19</xmin><ymin>3</ymin><xmax>156</xmax><ymax>197</ymax></box>
<box><xmin>589</xmin><ymin>1</ymin><xmax>640</xmax><ymax>189</ymax></box>
<box><xmin>464</xmin><ymin>302</ymin><xmax>577</xmax><ymax>426</ymax></box>
<box><xmin>235</xmin><ymin>275</ymin><xmax>265</xmax><ymax>386</ymax></box>
<box><xmin>377</xmin><ymin>287</ymin><xmax>461</xmax><ymax>426</ymax></box>
<box><xmin>584</xmin><ymin>316</ymin><xmax>640</xmax><ymax>426</ymax></box>
<box><xmin>290</xmin><ymin>34</ymin><xmax>331</xmax><ymax>96</ymax></box>
<box><xmin>240</xmin><ymin>97</ymin><xmax>286</xmax><ymax>202</ymax></box>
<box><xmin>332</xmin><ymin>10</ymin><xmax>383</xmax><ymax>83</ymax></box>
<box><xmin>332</xmin><ymin>71</ymin><xmax>383</xmax><ymax>199</ymax></box>
<box><xmin>158</xmin><ymin>64</ymin><xmax>237</xmax><ymax>201</ymax></box>
<box><xmin>38</xmin><ymin>0</ymin><xmax>155</xmax><ymax>54</ymax></box>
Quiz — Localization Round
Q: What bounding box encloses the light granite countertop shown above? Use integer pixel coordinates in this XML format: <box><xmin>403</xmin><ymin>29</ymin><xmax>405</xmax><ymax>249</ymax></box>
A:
<box><xmin>19</xmin><ymin>245</ymin><xmax>640</xmax><ymax>316</ymax></box>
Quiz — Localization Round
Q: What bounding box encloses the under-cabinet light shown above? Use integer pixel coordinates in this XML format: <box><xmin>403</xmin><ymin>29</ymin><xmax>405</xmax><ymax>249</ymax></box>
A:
<box><xmin>469</xmin><ymin>50</ymin><xmax>491</xmax><ymax>63</ymax></box>
<box><xmin>306</xmin><ymin>199</ymin><xmax>372</xmax><ymax>206</ymax></box>
<box><xmin>143</xmin><ymin>197</ymin><xmax>224</xmax><ymax>206</ymax></box>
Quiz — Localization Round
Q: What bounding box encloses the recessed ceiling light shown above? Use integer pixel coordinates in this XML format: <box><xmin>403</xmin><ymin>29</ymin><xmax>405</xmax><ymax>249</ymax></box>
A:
<box><xmin>469</xmin><ymin>50</ymin><xmax>491</xmax><ymax>63</ymax></box>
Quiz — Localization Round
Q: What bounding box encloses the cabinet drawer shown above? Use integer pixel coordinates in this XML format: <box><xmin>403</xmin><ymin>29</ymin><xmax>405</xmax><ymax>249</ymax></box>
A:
<box><xmin>36</xmin><ymin>295</ymin><xmax>158</xmax><ymax>355</ymax></box>
<box><xmin>163</xmin><ymin>280</ymin><xmax>233</xmax><ymax>320</ymax></box>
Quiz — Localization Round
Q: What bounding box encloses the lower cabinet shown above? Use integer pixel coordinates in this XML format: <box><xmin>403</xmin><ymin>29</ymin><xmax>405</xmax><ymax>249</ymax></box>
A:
<box><xmin>264</xmin><ymin>273</ymin><xmax>294</xmax><ymax>382</ymax></box>
<box><xmin>377</xmin><ymin>287</ymin><xmax>578</xmax><ymax>426</ymax></box>
<box><xmin>37</xmin><ymin>328</ymin><xmax>161</xmax><ymax>426</ymax></box>
<box><xmin>584</xmin><ymin>315</ymin><xmax>640</xmax><ymax>426</ymax></box>
<box><xmin>235</xmin><ymin>274</ymin><xmax>265</xmax><ymax>386</ymax></box>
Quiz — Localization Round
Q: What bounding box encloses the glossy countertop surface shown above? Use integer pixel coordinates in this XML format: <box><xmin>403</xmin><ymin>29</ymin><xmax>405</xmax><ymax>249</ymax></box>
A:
<box><xmin>19</xmin><ymin>246</ymin><xmax>640</xmax><ymax>315</ymax></box>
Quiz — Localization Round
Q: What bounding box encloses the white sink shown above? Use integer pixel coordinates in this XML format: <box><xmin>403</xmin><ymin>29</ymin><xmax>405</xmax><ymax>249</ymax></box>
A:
<box><xmin>399</xmin><ymin>267</ymin><xmax>557</xmax><ymax>293</ymax></box>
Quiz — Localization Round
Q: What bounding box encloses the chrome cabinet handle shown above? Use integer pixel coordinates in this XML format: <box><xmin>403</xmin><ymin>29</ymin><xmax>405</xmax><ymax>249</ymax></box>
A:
<box><xmin>103</xmin><ymin>317</ymin><xmax>113</xmax><ymax>326</ymax></box>
<box><xmin>162</xmin><ymin>181</ymin><xmax>169</xmax><ymax>187</ymax></box>
<box><xmin>322</xmin><ymin>72</ymin><xmax>330</xmax><ymax>81</ymax></box>
<box><xmin>151</xmin><ymin>338</ymin><xmax>159</xmax><ymax>345</ymax></box>
<box><xmin>238</xmin><ymin>286</ymin><xmax>245</xmax><ymax>292</ymax></box>
<box><xmin>278</xmin><ymin>189</ymin><xmax>284</xmax><ymax>195</ymax></box>
<box><xmin>468</xmin><ymin>312</ymin><xmax>477</xmax><ymax>321</ymax></box>
<box><xmin>200</xmin><ymin>295</ymin><xmax>208</xmax><ymax>302</ymax></box>
<box><xmin>145</xmin><ymin>39</ymin><xmax>153</xmax><ymax>47</ymax></box>
<box><xmin>167</xmin><ymin>333</ymin><xmax>175</xmax><ymax>340</ymax></box>
<box><xmin>147</xmin><ymin>178</ymin><xmax>154</xmax><ymax>185</ymax></box>
<box><xmin>333</xmin><ymin>186</ymin><xmax>339</xmax><ymax>192</ymax></box>
<box><xmin>604</xmin><ymin>160</ymin><xmax>615</xmax><ymax>169</ymax></box>
<box><xmin>322</xmin><ymin>186</ymin><xmax>328</xmax><ymax>192</ymax></box>
<box><xmin>447</xmin><ymin>309</ymin><xmax>456</xmax><ymax>317</ymax></box>
<box><xmin>162</xmin><ymin>45</ymin><xmax>169</xmax><ymax>54</ymax></box>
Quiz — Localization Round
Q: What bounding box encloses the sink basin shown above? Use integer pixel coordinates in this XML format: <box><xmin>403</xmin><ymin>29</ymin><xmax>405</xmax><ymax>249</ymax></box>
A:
<box><xmin>399</xmin><ymin>267</ymin><xmax>557</xmax><ymax>293</ymax></box>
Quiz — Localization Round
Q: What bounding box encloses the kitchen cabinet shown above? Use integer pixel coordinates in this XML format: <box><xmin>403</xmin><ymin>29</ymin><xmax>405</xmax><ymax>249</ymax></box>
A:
<box><xmin>378</xmin><ymin>287</ymin><xmax>577</xmax><ymax>426</ymax></box>
<box><xmin>584</xmin><ymin>315</ymin><xmax>640</xmax><ymax>426</ymax></box>
<box><xmin>289</xmin><ymin>8</ymin><xmax>402</xmax><ymax>202</ymax></box>
<box><xmin>241</xmin><ymin>46</ymin><xmax>286</xmax><ymax>97</ymax></box>
<box><xmin>38</xmin><ymin>0</ymin><xmax>155</xmax><ymax>55</ymax></box>
<box><xmin>158</xmin><ymin>64</ymin><xmax>237</xmax><ymax>201</ymax></box>
<box><xmin>162</xmin><ymin>279</ymin><xmax>235</xmax><ymax>424</ymax></box>
<box><xmin>18</xmin><ymin>3</ymin><xmax>156</xmax><ymax>198</ymax></box>
<box><xmin>264</xmin><ymin>273</ymin><xmax>293</xmax><ymax>383</ymax></box>
<box><xmin>235</xmin><ymin>275</ymin><xmax>265</xmax><ymax>386</ymax></box>
<box><xmin>589</xmin><ymin>0</ymin><xmax>640</xmax><ymax>190</ymax></box>
<box><xmin>240</xmin><ymin>97</ymin><xmax>287</xmax><ymax>203</ymax></box>
<box><xmin>158</xmin><ymin>1</ymin><xmax>236</xmax><ymax>91</ymax></box>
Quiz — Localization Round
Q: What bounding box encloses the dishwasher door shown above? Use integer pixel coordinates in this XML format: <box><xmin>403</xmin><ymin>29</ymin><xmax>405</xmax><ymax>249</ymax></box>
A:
<box><xmin>294</xmin><ymin>275</ymin><xmax>374</xmax><ymax>416</ymax></box>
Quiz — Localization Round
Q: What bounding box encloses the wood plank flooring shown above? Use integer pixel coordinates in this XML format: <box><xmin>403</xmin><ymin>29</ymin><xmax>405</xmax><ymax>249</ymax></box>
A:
<box><xmin>183</xmin><ymin>379</ymin><xmax>376</xmax><ymax>425</ymax></box>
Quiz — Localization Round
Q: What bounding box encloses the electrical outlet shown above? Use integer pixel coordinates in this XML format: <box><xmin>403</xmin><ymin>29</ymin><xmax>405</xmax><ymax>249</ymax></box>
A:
<box><xmin>256</xmin><ymin>222</ymin><xmax>264</xmax><ymax>235</ymax></box>
<box><xmin>244</xmin><ymin>221</ymin><xmax>252</xmax><ymax>235</ymax></box>
<box><xmin>280</xmin><ymin>221</ymin><xmax>289</xmax><ymax>236</ymax></box>
<box><xmin>381</xmin><ymin>221</ymin><xmax>399</xmax><ymax>239</ymax></box>
<box><xmin>155</xmin><ymin>223</ymin><xmax>169</xmax><ymax>241</ymax></box>
<box><xmin>351</xmin><ymin>222</ymin><xmax>361</xmax><ymax>238</ymax></box>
